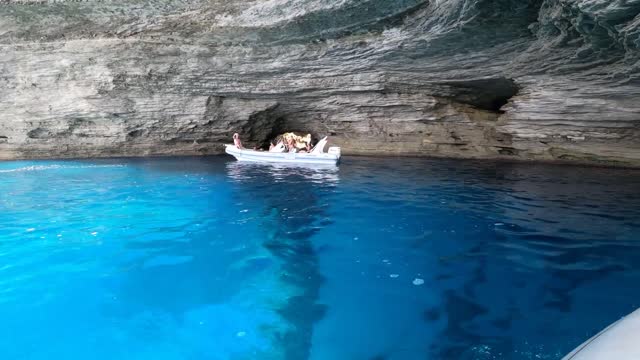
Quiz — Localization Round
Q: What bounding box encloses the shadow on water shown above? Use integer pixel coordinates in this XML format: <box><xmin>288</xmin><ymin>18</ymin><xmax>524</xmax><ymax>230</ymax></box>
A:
<box><xmin>80</xmin><ymin>158</ymin><xmax>339</xmax><ymax>358</ymax></box>
<box><xmin>226</xmin><ymin>162</ymin><xmax>339</xmax><ymax>360</ymax></box>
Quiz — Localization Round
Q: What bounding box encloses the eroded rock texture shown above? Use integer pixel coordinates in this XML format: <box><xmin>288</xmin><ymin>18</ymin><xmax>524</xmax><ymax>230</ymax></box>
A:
<box><xmin>0</xmin><ymin>0</ymin><xmax>638</xmax><ymax>165</ymax></box>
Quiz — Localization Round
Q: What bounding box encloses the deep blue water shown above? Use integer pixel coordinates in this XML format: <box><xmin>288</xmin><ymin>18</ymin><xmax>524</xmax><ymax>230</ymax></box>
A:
<box><xmin>0</xmin><ymin>156</ymin><xmax>639</xmax><ymax>359</ymax></box>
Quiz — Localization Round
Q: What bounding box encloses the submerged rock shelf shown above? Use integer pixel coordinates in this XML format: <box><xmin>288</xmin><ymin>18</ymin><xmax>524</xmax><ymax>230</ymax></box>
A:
<box><xmin>0</xmin><ymin>0</ymin><xmax>638</xmax><ymax>166</ymax></box>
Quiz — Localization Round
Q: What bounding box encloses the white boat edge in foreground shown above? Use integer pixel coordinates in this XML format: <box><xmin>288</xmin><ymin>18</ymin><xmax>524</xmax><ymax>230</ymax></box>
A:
<box><xmin>562</xmin><ymin>307</ymin><xmax>640</xmax><ymax>359</ymax></box>
<box><xmin>225</xmin><ymin>144</ymin><xmax>341</xmax><ymax>165</ymax></box>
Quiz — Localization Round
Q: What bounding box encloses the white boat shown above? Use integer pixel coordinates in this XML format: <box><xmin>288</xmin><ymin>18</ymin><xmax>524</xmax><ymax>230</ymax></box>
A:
<box><xmin>225</xmin><ymin>137</ymin><xmax>341</xmax><ymax>165</ymax></box>
<box><xmin>562</xmin><ymin>307</ymin><xmax>640</xmax><ymax>359</ymax></box>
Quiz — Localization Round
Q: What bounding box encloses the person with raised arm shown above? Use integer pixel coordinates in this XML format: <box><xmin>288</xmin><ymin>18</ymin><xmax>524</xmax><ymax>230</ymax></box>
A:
<box><xmin>232</xmin><ymin>133</ymin><xmax>243</xmax><ymax>149</ymax></box>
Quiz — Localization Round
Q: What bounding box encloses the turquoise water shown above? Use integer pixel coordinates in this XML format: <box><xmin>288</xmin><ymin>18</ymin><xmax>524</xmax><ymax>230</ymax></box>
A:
<box><xmin>0</xmin><ymin>156</ymin><xmax>639</xmax><ymax>359</ymax></box>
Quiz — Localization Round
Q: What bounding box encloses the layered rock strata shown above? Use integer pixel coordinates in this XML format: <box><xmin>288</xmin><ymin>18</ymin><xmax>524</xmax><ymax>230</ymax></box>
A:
<box><xmin>0</xmin><ymin>0</ymin><xmax>638</xmax><ymax>166</ymax></box>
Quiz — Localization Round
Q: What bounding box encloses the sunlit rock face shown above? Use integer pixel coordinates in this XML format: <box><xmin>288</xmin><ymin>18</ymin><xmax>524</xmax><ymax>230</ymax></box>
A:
<box><xmin>0</xmin><ymin>0</ymin><xmax>638</xmax><ymax>166</ymax></box>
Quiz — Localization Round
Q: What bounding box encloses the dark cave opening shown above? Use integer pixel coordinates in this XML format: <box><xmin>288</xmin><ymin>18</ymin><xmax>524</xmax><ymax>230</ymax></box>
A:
<box><xmin>443</xmin><ymin>77</ymin><xmax>520</xmax><ymax>113</ymax></box>
<box><xmin>490</xmin><ymin>96</ymin><xmax>511</xmax><ymax>113</ymax></box>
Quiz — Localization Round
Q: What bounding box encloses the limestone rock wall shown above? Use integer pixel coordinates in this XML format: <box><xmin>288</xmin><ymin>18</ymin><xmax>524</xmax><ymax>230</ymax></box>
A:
<box><xmin>0</xmin><ymin>0</ymin><xmax>638</xmax><ymax>166</ymax></box>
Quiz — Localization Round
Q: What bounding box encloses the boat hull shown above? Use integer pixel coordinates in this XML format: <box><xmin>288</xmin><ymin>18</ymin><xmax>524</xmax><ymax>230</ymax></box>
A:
<box><xmin>562</xmin><ymin>307</ymin><xmax>640</xmax><ymax>359</ymax></box>
<box><xmin>225</xmin><ymin>145</ymin><xmax>340</xmax><ymax>165</ymax></box>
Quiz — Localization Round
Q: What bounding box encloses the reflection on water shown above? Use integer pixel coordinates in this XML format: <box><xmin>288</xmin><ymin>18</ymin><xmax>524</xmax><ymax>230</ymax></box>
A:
<box><xmin>226</xmin><ymin>162</ymin><xmax>340</xmax><ymax>185</ymax></box>
<box><xmin>0</xmin><ymin>156</ymin><xmax>638</xmax><ymax>360</ymax></box>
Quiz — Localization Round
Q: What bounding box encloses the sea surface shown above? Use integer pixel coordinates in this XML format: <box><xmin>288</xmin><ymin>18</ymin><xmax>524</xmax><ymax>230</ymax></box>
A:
<box><xmin>0</xmin><ymin>156</ymin><xmax>639</xmax><ymax>360</ymax></box>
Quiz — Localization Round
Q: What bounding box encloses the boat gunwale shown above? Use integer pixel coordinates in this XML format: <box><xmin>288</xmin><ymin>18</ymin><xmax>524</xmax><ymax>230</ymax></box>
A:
<box><xmin>224</xmin><ymin>144</ymin><xmax>340</xmax><ymax>165</ymax></box>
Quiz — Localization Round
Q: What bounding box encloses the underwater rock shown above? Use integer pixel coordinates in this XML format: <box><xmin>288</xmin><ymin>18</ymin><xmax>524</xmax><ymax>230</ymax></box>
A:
<box><xmin>0</xmin><ymin>0</ymin><xmax>637</xmax><ymax>166</ymax></box>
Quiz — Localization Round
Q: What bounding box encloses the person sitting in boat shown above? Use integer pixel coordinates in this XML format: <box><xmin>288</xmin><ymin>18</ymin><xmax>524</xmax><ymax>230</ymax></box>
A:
<box><xmin>233</xmin><ymin>133</ymin><xmax>243</xmax><ymax>149</ymax></box>
<box><xmin>282</xmin><ymin>132</ymin><xmax>312</xmax><ymax>153</ymax></box>
<box><xmin>296</xmin><ymin>134</ymin><xmax>312</xmax><ymax>153</ymax></box>
<box><xmin>297</xmin><ymin>143</ymin><xmax>311</xmax><ymax>153</ymax></box>
<box><xmin>285</xmin><ymin>137</ymin><xmax>297</xmax><ymax>153</ymax></box>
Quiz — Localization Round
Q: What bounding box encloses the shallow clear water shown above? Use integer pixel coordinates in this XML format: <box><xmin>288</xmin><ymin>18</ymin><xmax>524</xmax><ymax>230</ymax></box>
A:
<box><xmin>0</xmin><ymin>156</ymin><xmax>639</xmax><ymax>359</ymax></box>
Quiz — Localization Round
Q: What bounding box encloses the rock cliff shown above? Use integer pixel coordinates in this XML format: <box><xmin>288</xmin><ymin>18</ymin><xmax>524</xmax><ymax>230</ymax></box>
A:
<box><xmin>0</xmin><ymin>0</ymin><xmax>638</xmax><ymax>166</ymax></box>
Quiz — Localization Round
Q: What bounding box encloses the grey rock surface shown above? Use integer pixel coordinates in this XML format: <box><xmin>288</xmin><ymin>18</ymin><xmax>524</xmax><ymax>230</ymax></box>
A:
<box><xmin>0</xmin><ymin>0</ymin><xmax>638</xmax><ymax>166</ymax></box>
